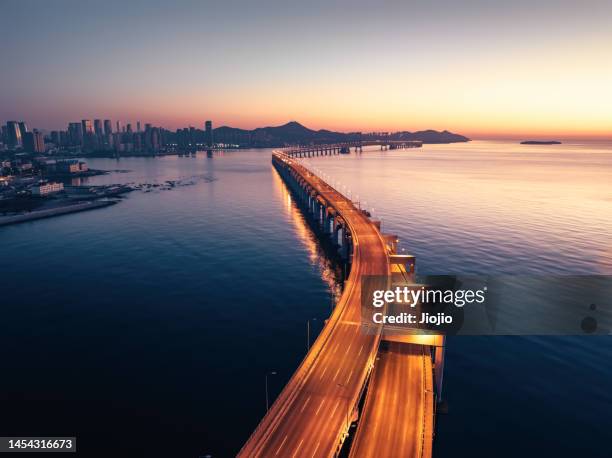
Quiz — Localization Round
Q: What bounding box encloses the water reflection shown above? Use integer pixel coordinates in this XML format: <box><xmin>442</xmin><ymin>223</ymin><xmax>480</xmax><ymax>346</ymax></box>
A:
<box><xmin>272</xmin><ymin>165</ymin><xmax>343</xmax><ymax>305</ymax></box>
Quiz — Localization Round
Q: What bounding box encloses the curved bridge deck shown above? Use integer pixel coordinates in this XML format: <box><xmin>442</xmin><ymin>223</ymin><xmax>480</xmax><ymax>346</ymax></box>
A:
<box><xmin>239</xmin><ymin>150</ymin><xmax>433</xmax><ymax>458</ymax></box>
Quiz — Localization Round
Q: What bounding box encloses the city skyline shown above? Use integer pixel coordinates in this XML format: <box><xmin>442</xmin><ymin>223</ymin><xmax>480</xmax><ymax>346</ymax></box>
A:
<box><xmin>2</xmin><ymin>0</ymin><xmax>612</xmax><ymax>139</ymax></box>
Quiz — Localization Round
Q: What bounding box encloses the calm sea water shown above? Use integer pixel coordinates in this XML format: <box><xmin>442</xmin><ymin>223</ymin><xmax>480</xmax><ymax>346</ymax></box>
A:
<box><xmin>309</xmin><ymin>140</ymin><xmax>612</xmax><ymax>457</ymax></box>
<box><xmin>1</xmin><ymin>141</ymin><xmax>611</xmax><ymax>457</ymax></box>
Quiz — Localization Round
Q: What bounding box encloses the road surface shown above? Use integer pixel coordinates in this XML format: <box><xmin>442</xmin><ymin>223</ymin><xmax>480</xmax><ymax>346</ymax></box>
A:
<box><xmin>239</xmin><ymin>153</ymin><xmax>390</xmax><ymax>457</ymax></box>
<box><xmin>349</xmin><ymin>342</ymin><xmax>434</xmax><ymax>458</ymax></box>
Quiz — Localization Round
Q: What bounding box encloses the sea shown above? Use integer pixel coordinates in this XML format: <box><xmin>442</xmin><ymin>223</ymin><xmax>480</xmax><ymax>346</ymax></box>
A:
<box><xmin>1</xmin><ymin>140</ymin><xmax>610</xmax><ymax>457</ymax></box>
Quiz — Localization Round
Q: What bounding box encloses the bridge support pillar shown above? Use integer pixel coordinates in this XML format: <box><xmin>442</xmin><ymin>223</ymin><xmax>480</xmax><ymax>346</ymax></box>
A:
<box><xmin>333</xmin><ymin>225</ymin><xmax>341</xmax><ymax>246</ymax></box>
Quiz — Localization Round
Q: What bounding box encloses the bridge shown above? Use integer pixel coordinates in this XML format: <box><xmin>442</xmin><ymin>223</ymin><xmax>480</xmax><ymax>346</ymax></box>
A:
<box><xmin>238</xmin><ymin>147</ymin><xmax>442</xmax><ymax>458</ymax></box>
<box><xmin>283</xmin><ymin>140</ymin><xmax>422</xmax><ymax>158</ymax></box>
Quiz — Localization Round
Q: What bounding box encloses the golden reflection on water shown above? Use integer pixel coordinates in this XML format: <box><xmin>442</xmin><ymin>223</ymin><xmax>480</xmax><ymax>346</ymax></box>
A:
<box><xmin>271</xmin><ymin>165</ymin><xmax>343</xmax><ymax>304</ymax></box>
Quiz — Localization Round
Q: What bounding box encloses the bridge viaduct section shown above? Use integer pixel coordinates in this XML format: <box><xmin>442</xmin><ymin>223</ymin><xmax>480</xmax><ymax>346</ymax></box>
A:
<box><xmin>239</xmin><ymin>150</ymin><xmax>436</xmax><ymax>458</ymax></box>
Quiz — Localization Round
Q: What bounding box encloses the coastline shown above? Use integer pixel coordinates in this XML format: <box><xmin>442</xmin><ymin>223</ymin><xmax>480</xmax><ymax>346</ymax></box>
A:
<box><xmin>0</xmin><ymin>200</ymin><xmax>116</xmax><ymax>227</ymax></box>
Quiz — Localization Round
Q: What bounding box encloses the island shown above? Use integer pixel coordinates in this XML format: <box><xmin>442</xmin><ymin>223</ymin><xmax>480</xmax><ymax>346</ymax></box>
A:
<box><xmin>520</xmin><ymin>140</ymin><xmax>562</xmax><ymax>145</ymax></box>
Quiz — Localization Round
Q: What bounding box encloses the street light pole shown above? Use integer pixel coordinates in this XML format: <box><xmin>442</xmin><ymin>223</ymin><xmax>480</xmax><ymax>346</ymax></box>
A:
<box><xmin>265</xmin><ymin>371</ymin><xmax>277</xmax><ymax>412</ymax></box>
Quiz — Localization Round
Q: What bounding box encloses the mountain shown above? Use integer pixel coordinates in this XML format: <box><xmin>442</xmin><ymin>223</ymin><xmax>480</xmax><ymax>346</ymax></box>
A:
<box><xmin>393</xmin><ymin>129</ymin><xmax>470</xmax><ymax>144</ymax></box>
<box><xmin>213</xmin><ymin>121</ymin><xmax>469</xmax><ymax>147</ymax></box>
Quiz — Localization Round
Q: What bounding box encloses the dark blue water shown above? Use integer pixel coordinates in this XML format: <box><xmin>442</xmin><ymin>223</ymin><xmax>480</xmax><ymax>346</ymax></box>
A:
<box><xmin>1</xmin><ymin>144</ymin><xmax>611</xmax><ymax>457</ymax></box>
<box><xmin>311</xmin><ymin>141</ymin><xmax>612</xmax><ymax>458</ymax></box>
<box><xmin>0</xmin><ymin>151</ymin><xmax>339</xmax><ymax>457</ymax></box>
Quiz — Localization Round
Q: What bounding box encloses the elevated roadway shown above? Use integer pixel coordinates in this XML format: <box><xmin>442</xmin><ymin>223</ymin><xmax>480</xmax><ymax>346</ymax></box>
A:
<box><xmin>239</xmin><ymin>149</ymin><xmax>435</xmax><ymax>458</ymax></box>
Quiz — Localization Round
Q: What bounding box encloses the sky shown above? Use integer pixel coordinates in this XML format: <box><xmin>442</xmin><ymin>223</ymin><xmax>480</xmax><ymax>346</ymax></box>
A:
<box><xmin>1</xmin><ymin>0</ymin><xmax>611</xmax><ymax>139</ymax></box>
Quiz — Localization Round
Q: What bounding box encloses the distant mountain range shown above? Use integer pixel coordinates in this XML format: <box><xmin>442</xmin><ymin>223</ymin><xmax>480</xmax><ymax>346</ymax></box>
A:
<box><xmin>213</xmin><ymin>121</ymin><xmax>469</xmax><ymax>147</ymax></box>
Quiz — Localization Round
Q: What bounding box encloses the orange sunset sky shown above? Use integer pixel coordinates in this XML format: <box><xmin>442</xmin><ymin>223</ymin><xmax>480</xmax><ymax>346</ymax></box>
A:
<box><xmin>1</xmin><ymin>0</ymin><xmax>611</xmax><ymax>139</ymax></box>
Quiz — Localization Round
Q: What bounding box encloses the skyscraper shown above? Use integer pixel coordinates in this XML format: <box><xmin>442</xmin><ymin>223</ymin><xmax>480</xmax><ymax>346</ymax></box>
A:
<box><xmin>6</xmin><ymin>121</ymin><xmax>22</xmax><ymax>148</ymax></box>
<box><xmin>23</xmin><ymin>131</ymin><xmax>45</xmax><ymax>153</ymax></box>
<box><xmin>94</xmin><ymin>119</ymin><xmax>103</xmax><ymax>136</ymax></box>
<box><xmin>126</xmin><ymin>123</ymin><xmax>133</xmax><ymax>134</ymax></box>
<box><xmin>68</xmin><ymin>122</ymin><xmax>84</xmax><ymax>146</ymax></box>
<box><xmin>18</xmin><ymin>121</ymin><xmax>28</xmax><ymax>138</ymax></box>
<box><xmin>205</xmin><ymin>120</ymin><xmax>213</xmax><ymax>147</ymax></box>
<box><xmin>137</xmin><ymin>121</ymin><xmax>141</xmax><ymax>133</ymax></box>
<box><xmin>116</xmin><ymin>120</ymin><xmax>121</xmax><ymax>133</ymax></box>
<box><xmin>104</xmin><ymin>120</ymin><xmax>112</xmax><ymax>135</ymax></box>
<box><xmin>81</xmin><ymin>119</ymin><xmax>93</xmax><ymax>134</ymax></box>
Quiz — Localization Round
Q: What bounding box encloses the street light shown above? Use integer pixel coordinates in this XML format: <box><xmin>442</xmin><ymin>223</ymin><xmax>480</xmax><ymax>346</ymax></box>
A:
<box><xmin>265</xmin><ymin>371</ymin><xmax>277</xmax><ymax>412</ymax></box>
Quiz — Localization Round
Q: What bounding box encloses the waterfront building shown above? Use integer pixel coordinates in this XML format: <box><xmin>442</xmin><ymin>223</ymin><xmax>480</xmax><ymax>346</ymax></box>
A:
<box><xmin>57</xmin><ymin>160</ymin><xmax>80</xmax><ymax>174</ymax></box>
<box><xmin>104</xmin><ymin>119</ymin><xmax>112</xmax><ymax>135</ymax></box>
<box><xmin>31</xmin><ymin>181</ymin><xmax>64</xmax><ymax>196</ymax></box>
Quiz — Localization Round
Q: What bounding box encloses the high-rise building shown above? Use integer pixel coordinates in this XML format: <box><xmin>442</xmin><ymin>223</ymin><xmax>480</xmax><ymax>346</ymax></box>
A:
<box><xmin>68</xmin><ymin>122</ymin><xmax>84</xmax><ymax>146</ymax></box>
<box><xmin>126</xmin><ymin>123</ymin><xmax>133</xmax><ymax>134</ymax></box>
<box><xmin>137</xmin><ymin>121</ymin><xmax>141</xmax><ymax>133</ymax></box>
<box><xmin>205</xmin><ymin>120</ymin><xmax>213</xmax><ymax>147</ymax></box>
<box><xmin>23</xmin><ymin>131</ymin><xmax>45</xmax><ymax>153</ymax></box>
<box><xmin>18</xmin><ymin>121</ymin><xmax>28</xmax><ymax>138</ymax></box>
<box><xmin>81</xmin><ymin>119</ymin><xmax>93</xmax><ymax>134</ymax></box>
<box><xmin>51</xmin><ymin>131</ymin><xmax>60</xmax><ymax>145</ymax></box>
<box><xmin>151</xmin><ymin>127</ymin><xmax>160</xmax><ymax>152</ymax></box>
<box><xmin>104</xmin><ymin>120</ymin><xmax>112</xmax><ymax>135</ymax></box>
<box><xmin>34</xmin><ymin>131</ymin><xmax>45</xmax><ymax>153</ymax></box>
<box><xmin>116</xmin><ymin>120</ymin><xmax>121</xmax><ymax>133</ymax></box>
<box><xmin>94</xmin><ymin>119</ymin><xmax>103</xmax><ymax>136</ymax></box>
<box><xmin>59</xmin><ymin>131</ymin><xmax>68</xmax><ymax>146</ymax></box>
<box><xmin>189</xmin><ymin>127</ymin><xmax>196</xmax><ymax>147</ymax></box>
<box><xmin>6</xmin><ymin>121</ymin><xmax>22</xmax><ymax>148</ymax></box>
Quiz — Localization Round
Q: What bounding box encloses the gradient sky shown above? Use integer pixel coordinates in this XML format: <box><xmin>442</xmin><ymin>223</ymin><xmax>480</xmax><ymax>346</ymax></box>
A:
<box><xmin>1</xmin><ymin>0</ymin><xmax>611</xmax><ymax>138</ymax></box>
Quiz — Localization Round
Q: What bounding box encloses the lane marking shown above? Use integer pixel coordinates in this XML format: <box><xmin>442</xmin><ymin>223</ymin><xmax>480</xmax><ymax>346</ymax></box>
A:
<box><xmin>330</xmin><ymin>401</ymin><xmax>339</xmax><ymax>418</ymax></box>
<box><xmin>300</xmin><ymin>395</ymin><xmax>311</xmax><ymax>413</ymax></box>
<box><xmin>315</xmin><ymin>399</ymin><xmax>325</xmax><ymax>416</ymax></box>
<box><xmin>345</xmin><ymin>342</ymin><xmax>352</xmax><ymax>355</ymax></box>
<box><xmin>291</xmin><ymin>439</ymin><xmax>304</xmax><ymax>458</ymax></box>
<box><xmin>357</xmin><ymin>344</ymin><xmax>364</xmax><ymax>356</ymax></box>
<box><xmin>275</xmin><ymin>435</ymin><xmax>288</xmax><ymax>456</ymax></box>
<box><xmin>311</xmin><ymin>441</ymin><xmax>321</xmax><ymax>458</ymax></box>
<box><xmin>332</xmin><ymin>366</ymin><xmax>341</xmax><ymax>382</ymax></box>
<box><xmin>319</xmin><ymin>365</ymin><xmax>328</xmax><ymax>380</ymax></box>
<box><xmin>346</xmin><ymin>368</ymin><xmax>354</xmax><ymax>384</ymax></box>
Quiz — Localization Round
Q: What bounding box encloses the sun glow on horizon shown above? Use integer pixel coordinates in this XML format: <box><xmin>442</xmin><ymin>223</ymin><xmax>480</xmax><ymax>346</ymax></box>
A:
<box><xmin>1</xmin><ymin>1</ymin><xmax>611</xmax><ymax>139</ymax></box>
